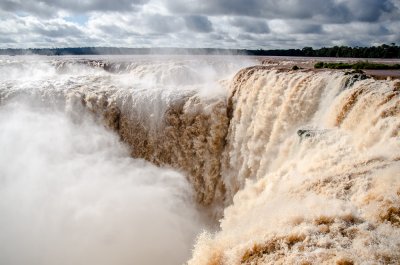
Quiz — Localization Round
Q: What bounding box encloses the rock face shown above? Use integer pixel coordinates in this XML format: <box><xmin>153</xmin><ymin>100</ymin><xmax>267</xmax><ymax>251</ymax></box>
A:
<box><xmin>107</xmin><ymin>96</ymin><xmax>229</xmax><ymax>205</ymax></box>
<box><xmin>0</xmin><ymin>57</ymin><xmax>242</xmax><ymax>207</ymax></box>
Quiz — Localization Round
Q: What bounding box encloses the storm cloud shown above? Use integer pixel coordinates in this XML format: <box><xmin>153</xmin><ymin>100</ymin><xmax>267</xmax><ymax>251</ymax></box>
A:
<box><xmin>0</xmin><ymin>0</ymin><xmax>149</xmax><ymax>15</ymax></box>
<box><xmin>0</xmin><ymin>0</ymin><xmax>399</xmax><ymax>48</ymax></box>
<box><xmin>184</xmin><ymin>16</ymin><xmax>213</xmax><ymax>33</ymax></box>
<box><xmin>229</xmin><ymin>17</ymin><xmax>270</xmax><ymax>34</ymax></box>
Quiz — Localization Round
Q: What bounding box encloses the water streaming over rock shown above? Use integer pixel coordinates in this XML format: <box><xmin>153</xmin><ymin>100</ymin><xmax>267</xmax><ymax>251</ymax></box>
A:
<box><xmin>0</xmin><ymin>56</ymin><xmax>399</xmax><ymax>264</ymax></box>
<box><xmin>190</xmin><ymin>66</ymin><xmax>400</xmax><ymax>265</ymax></box>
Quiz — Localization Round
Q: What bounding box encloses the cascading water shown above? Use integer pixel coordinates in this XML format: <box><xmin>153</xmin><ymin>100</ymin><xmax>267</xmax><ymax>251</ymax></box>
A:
<box><xmin>0</xmin><ymin>56</ymin><xmax>399</xmax><ymax>265</ymax></box>
<box><xmin>0</xmin><ymin>55</ymin><xmax>253</xmax><ymax>265</ymax></box>
<box><xmin>190</xmin><ymin>67</ymin><xmax>400</xmax><ymax>265</ymax></box>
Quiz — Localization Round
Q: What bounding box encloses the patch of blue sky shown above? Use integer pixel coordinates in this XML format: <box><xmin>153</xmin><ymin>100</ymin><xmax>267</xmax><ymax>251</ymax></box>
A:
<box><xmin>64</xmin><ymin>15</ymin><xmax>88</xmax><ymax>25</ymax></box>
<box><xmin>15</xmin><ymin>11</ymin><xmax>30</xmax><ymax>17</ymax></box>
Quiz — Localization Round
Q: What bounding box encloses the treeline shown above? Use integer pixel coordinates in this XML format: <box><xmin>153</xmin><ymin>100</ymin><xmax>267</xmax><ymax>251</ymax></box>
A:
<box><xmin>1</xmin><ymin>44</ymin><xmax>399</xmax><ymax>58</ymax></box>
<box><xmin>247</xmin><ymin>44</ymin><xmax>400</xmax><ymax>58</ymax></box>
<box><xmin>314</xmin><ymin>61</ymin><xmax>400</xmax><ymax>70</ymax></box>
<box><xmin>299</xmin><ymin>44</ymin><xmax>400</xmax><ymax>58</ymax></box>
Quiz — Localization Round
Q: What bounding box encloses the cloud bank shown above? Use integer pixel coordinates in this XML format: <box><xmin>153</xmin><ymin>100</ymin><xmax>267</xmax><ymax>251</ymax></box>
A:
<box><xmin>0</xmin><ymin>0</ymin><xmax>399</xmax><ymax>49</ymax></box>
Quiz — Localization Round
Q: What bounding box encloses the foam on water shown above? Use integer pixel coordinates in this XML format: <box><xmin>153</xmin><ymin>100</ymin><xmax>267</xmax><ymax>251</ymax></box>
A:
<box><xmin>190</xmin><ymin>67</ymin><xmax>400</xmax><ymax>264</ymax></box>
<box><xmin>0</xmin><ymin>56</ymin><xmax>399</xmax><ymax>264</ymax></box>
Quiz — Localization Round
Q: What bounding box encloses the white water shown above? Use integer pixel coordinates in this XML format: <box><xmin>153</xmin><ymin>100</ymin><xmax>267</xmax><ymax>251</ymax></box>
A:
<box><xmin>0</xmin><ymin>56</ymin><xmax>254</xmax><ymax>265</ymax></box>
<box><xmin>190</xmin><ymin>67</ymin><xmax>400</xmax><ymax>264</ymax></box>
<box><xmin>0</xmin><ymin>56</ymin><xmax>399</xmax><ymax>265</ymax></box>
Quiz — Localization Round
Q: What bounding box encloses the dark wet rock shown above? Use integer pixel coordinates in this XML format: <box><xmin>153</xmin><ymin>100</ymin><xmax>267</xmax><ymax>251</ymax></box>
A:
<box><xmin>297</xmin><ymin>129</ymin><xmax>316</xmax><ymax>138</ymax></box>
<box><xmin>297</xmin><ymin>129</ymin><xmax>329</xmax><ymax>139</ymax></box>
<box><xmin>344</xmin><ymin>71</ymin><xmax>370</xmax><ymax>88</ymax></box>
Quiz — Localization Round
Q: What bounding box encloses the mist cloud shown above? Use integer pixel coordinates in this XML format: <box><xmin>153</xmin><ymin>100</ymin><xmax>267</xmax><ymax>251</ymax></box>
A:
<box><xmin>0</xmin><ymin>102</ymin><xmax>205</xmax><ymax>265</ymax></box>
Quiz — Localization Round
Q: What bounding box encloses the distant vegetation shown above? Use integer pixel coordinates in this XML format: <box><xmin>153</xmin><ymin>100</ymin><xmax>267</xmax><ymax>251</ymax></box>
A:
<box><xmin>0</xmin><ymin>44</ymin><xmax>399</xmax><ymax>58</ymax></box>
<box><xmin>298</xmin><ymin>44</ymin><xmax>400</xmax><ymax>58</ymax></box>
<box><xmin>314</xmin><ymin>61</ymin><xmax>400</xmax><ymax>70</ymax></box>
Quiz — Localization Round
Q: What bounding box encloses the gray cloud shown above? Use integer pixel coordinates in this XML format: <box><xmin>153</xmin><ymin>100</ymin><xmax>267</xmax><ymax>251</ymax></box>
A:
<box><xmin>230</xmin><ymin>17</ymin><xmax>269</xmax><ymax>34</ymax></box>
<box><xmin>0</xmin><ymin>36</ymin><xmax>16</xmax><ymax>43</ymax></box>
<box><xmin>33</xmin><ymin>23</ymin><xmax>84</xmax><ymax>38</ymax></box>
<box><xmin>145</xmin><ymin>14</ymin><xmax>184</xmax><ymax>33</ymax></box>
<box><xmin>166</xmin><ymin>0</ymin><xmax>264</xmax><ymax>17</ymax></box>
<box><xmin>165</xmin><ymin>0</ymin><xmax>399</xmax><ymax>23</ymax></box>
<box><xmin>0</xmin><ymin>0</ymin><xmax>399</xmax><ymax>49</ymax></box>
<box><xmin>273</xmin><ymin>21</ymin><xmax>323</xmax><ymax>34</ymax></box>
<box><xmin>93</xmin><ymin>24</ymin><xmax>140</xmax><ymax>38</ymax></box>
<box><xmin>0</xmin><ymin>1</ymin><xmax>55</xmax><ymax>17</ymax></box>
<box><xmin>343</xmin><ymin>0</ymin><xmax>395</xmax><ymax>22</ymax></box>
<box><xmin>44</xmin><ymin>0</ymin><xmax>149</xmax><ymax>12</ymax></box>
<box><xmin>0</xmin><ymin>0</ymin><xmax>149</xmax><ymax>17</ymax></box>
<box><xmin>184</xmin><ymin>15</ymin><xmax>213</xmax><ymax>33</ymax></box>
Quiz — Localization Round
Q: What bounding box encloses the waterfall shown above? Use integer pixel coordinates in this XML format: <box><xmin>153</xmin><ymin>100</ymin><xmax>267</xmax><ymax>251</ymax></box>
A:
<box><xmin>0</xmin><ymin>56</ymin><xmax>399</xmax><ymax>264</ymax></box>
<box><xmin>190</xmin><ymin>66</ymin><xmax>400</xmax><ymax>265</ymax></box>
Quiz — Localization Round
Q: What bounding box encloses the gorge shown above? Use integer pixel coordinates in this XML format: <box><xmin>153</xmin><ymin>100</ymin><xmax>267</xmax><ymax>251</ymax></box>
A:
<box><xmin>0</xmin><ymin>56</ymin><xmax>399</xmax><ymax>265</ymax></box>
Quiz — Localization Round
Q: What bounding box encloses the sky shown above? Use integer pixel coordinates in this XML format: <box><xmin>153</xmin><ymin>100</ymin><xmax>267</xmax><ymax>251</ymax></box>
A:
<box><xmin>0</xmin><ymin>0</ymin><xmax>399</xmax><ymax>49</ymax></box>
